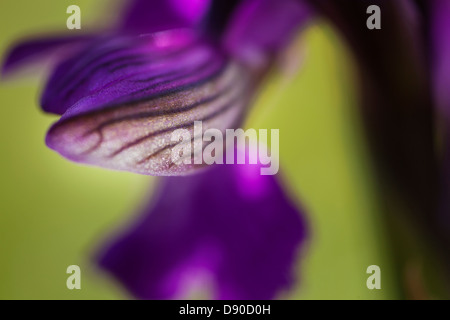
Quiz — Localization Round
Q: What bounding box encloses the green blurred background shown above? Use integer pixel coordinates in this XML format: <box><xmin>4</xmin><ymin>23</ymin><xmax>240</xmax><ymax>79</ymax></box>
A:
<box><xmin>0</xmin><ymin>0</ymin><xmax>400</xmax><ymax>299</ymax></box>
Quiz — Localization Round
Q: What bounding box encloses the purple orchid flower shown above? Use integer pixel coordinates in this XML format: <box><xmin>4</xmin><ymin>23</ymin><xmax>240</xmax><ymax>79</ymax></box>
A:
<box><xmin>2</xmin><ymin>0</ymin><xmax>311</xmax><ymax>299</ymax></box>
<box><xmin>6</xmin><ymin>0</ymin><xmax>450</xmax><ymax>299</ymax></box>
<box><xmin>4</xmin><ymin>0</ymin><xmax>310</xmax><ymax>176</ymax></box>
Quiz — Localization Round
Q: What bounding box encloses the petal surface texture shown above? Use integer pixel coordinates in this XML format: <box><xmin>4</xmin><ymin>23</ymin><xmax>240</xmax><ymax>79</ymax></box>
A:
<box><xmin>45</xmin><ymin>31</ymin><xmax>254</xmax><ymax>176</ymax></box>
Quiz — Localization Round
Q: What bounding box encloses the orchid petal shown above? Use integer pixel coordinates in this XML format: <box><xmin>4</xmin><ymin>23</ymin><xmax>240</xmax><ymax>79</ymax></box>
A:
<box><xmin>1</xmin><ymin>35</ymin><xmax>94</xmax><ymax>76</ymax></box>
<box><xmin>45</xmin><ymin>30</ymin><xmax>255</xmax><ymax>176</ymax></box>
<box><xmin>1</xmin><ymin>0</ymin><xmax>212</xmax><ymax>77</ymax></box>
<box><xmin>98</xmin><ymin>162</ymin><xmax>307</xmax><ymax>299</ymax></box>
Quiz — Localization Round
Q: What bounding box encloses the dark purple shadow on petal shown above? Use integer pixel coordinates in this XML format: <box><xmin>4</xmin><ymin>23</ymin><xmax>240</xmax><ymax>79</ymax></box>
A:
<box><xmin>97</xmin><ymin>162</ymin><xmax>307</xmax><ymax>300</ymax></box>
<box><xmin>1</xmin><ymin>35</ymin><xmax>95</xmax><ymax>77</ymax></box>
<box><xmin>121</xmin><ymin>0</ymin><xmax>210</xmax><ymax>34</ymax></box>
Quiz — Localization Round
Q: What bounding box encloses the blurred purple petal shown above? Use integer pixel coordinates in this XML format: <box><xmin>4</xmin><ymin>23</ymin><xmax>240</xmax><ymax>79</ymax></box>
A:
<box><xmin>45</xmin><ymin>30</ymin><xmax>255</xmax><ymax>176</ymax></box>
<box><xmin>223</xmin><ymin>0</ymin><xmax>312</xmax><ymax>67</ymax></box>
<box><xmin>121</xmin><ymin>0</ymin><xmax>211</xmax><ymax>33</ymax></box>
<box><xmin>1</xmin><ymin>35</ymin><xmax>94</xmax><ymax>76</ymax></box>
<box><xmin>98</xmin><ymin>162</ymin><xmax>307</xmax><ymax>300</ymax></box>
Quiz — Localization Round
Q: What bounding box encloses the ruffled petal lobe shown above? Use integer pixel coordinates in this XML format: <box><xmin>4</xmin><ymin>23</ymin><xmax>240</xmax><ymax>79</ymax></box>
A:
<box><xmin>98</xmin><ymin>162</ymin><xmax>307</xmax><ymax>299</ymax></box>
